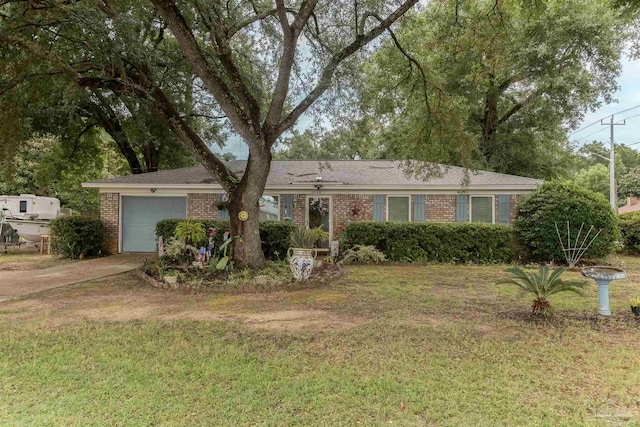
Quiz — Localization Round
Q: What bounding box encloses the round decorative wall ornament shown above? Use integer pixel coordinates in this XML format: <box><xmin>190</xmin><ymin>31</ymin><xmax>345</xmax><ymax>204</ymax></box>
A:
<box><xmin>238</xmin><ymin>210</ymin><xmax>249</xmax><ymax>221</ymax></box>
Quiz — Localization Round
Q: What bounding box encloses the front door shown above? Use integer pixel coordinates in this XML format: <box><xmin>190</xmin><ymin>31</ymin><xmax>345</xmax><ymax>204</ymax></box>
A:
<box><xmin>307</xmin><ymin>196</ymin><xmax>331</xmax><ymax>247</ymax></box>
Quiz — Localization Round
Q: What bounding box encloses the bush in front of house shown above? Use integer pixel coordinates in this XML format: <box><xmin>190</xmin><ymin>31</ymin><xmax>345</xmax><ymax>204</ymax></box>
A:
<box><xmin>619</xmin><ymin>212</ymin><xmax>640</xmax><ymax>254</ymax></box>
<box><xmin>514</xmin><ymin>181</ymin><xmax>618</xmax><ymax>263</ymax></box>
<box><xmin>50</xmin><ymin>216</ymin><xmax>104</xmax><ymax>259</ymax></box>
<box><xmin>343</xmin><ymin>222</ymin><xmax>515</xmax><ymax>263</ymax></box>
<box><xmin>155</xmin><ymin>219</ymin><xmax>295</xmax><ymax>260</ymax></box>
<box><xmin>340</xmin><ymin>244</ymin><xmax>387</xmax><ymax>265</ymax></box>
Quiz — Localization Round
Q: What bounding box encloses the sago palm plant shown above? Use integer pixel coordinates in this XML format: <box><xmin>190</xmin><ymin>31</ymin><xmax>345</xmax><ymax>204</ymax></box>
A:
<box><xmin>496</xmin><ymin>265</ymin><xmax>589</xmax><ymax>315</ymax></box>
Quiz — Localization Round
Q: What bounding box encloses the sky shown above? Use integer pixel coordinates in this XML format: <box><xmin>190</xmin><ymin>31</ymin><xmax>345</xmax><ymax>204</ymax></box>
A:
<box><xmin>570</xmin><ymin>54</ymin><xmax>640</xmax><ymax>149</ymax></box>
<box><xmin>215</xmin><ymin>54</ymin><xmax>640</xmax><ymax>160</ymax></box>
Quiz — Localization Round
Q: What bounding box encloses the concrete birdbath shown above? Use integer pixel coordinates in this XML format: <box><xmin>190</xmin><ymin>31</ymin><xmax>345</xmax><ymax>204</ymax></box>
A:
<box><xmin>581</xmin><ymin>266</ymin><xmax>626</xmax><ymax>316</ymax></box>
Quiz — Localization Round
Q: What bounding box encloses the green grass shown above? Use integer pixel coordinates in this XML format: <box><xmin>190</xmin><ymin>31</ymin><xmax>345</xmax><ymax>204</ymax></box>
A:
<box><xmin>1</xmin><ymin>259</ymin><xmax>639</xmax><ymax>426</ymax></box>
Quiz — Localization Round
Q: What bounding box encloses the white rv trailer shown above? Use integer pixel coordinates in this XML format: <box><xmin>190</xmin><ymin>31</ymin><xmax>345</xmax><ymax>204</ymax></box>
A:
<box><xmin>0</xmin><ymin>195</ymin><xmax>61</xmax><ymax>243</ymax></box>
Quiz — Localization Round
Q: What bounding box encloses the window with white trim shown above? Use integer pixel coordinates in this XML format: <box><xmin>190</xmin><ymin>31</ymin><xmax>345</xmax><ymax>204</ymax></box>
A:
<box><xmin>470</xmin><ymin>196</ymin><xmax>494</xmax><ymax>223</ymax></box>
<box><xmin>387</xmin><ymin>196</ymin><xmax>410</xmax><ymax>222</ymax></box>
<box><xmin>259</xmin><ymin>195</ymin><xmax>279</xmax><ymax>221</ymax></box>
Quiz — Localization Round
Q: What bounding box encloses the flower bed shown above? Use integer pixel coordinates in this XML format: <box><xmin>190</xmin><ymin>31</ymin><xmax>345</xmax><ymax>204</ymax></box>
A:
<box><xmin>136</xmin><ymin>260</ymin><xmax>343</xmax><ymax>294</ymax></box>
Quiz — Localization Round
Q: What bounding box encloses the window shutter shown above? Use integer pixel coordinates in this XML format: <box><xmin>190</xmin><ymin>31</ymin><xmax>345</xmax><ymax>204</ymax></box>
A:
<box><xmin>498</xmin><ymin>195</ymin><xmax>510</xmax><ymax>224</ymax></box>
<box><xmin>217</xmin><ymin>193</ymin><xmax>229</xmax><ymax>220</ymax></box>
<box><xmin>282</xmin><ymin>194</ymin><xmax>294</xmax><ymax>223</ymax></box>
<box><xmin>456</xmin><ymin>195</ymin><xmax>469</xmax><ymax>222</ymax></box>
<box><xmin>413</xmin><ymin>195</ymin><xmax>425</xmax><ymax>222</ymax></box>
<box><xmin>373</xmin><ymin>195</ymin><xmax>385</xmax><ymax>222</ymax></box>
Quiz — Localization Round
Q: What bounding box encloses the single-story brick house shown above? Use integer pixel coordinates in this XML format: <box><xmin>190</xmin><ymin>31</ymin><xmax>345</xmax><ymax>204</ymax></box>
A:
<box><xmin>83</xmin><ymin>160</ymin><xmax>542</xmax><ymax>254</ymax></box>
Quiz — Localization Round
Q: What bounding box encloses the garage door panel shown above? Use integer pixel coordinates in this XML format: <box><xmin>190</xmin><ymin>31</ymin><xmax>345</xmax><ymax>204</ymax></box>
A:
<box><xmin>122</xmin><ymin>197</ymin><xmax>186</xmax><ymax>252</ymax></box>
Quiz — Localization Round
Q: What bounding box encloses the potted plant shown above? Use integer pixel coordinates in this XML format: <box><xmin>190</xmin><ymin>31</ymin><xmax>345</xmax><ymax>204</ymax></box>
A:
<box><xmin>164</xmin><ymin>270</ymin><xmax>179</xmax><ymax>284</ymax></box>
<box><xmin>288</xmin><ymin>227</ymin><xmax>317</xmax><ymax>281</ymax></box>
<box><xmin>630</xmin><ymin>296</ymin><xmax>640</xmax><ymax>317</ymax></box>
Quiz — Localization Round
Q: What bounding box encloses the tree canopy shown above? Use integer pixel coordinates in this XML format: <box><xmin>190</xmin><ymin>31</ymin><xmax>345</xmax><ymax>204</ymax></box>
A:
<box><xmin>0</xmin><ymin>0</ymin><xmax>421</xmax><ymax>267</ymax></box>
<box><xmin>279</xmin><ymin>0</ymin><xmax>626</xmax><ymax>180</ymax></box>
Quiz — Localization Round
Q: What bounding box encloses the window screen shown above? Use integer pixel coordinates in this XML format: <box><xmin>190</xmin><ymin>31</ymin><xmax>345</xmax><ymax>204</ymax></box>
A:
<box><xmin>471</xmin><ymin>196</ymin><xmax>493</xmax><ymax>223</ymax></box>
<box><xmin>388</xmin><ymin>196</ymin><xmax>410</xmax><ymax>222</ymax></box>
<box><xmin>19</xmin><ymin>200</ymin><xmax>27</xmax><ymax>213</ymax></box>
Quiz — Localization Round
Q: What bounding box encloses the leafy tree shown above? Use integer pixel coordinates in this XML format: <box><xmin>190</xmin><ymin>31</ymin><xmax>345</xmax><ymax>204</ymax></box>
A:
<box><xmin>0</xmin><ymin>133</ymin><xmax>128</xmax><ymax>212</ymax></box>
<box><xmin>0</xmin><ymin>29</ymin><xmax>199</xmax><ymax>175</ymax></box>
<box><xmin>573</xmin><ymin>164</ymin><xmax>610</xmax><ymax>201</ymax></box>
<box><xmin>1</xmin><ymin>0</ymin><xmax>420</xmax><ymax>268</ymax></box>
<box><xmin>317</xmin><ymin>0</ymin><xmax>625</xmax><ymax>178</ymax></box>
<box><xmin>619</xmin><ymin>166</ymin><xmax>640</xmax><ymax>198</ymax></box>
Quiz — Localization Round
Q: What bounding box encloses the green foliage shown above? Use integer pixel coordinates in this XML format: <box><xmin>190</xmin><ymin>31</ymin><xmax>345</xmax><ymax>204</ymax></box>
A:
<box><xmin>156</xmin><ymin>219</ymin><xmax>294</xmax><ymax>260</ymax></box>
<box><xmin>573</xmin><ymin>164</ymin><xmax>610</xmax><ymax>201</ymax></box>
<box><xmin>174</xmin><ymin>220</ymin><xmax>206</xmax><ymax>245</ymax></box>
<box><xmin>630</xmin><ymin>296</ymin><xmax>640</xmax><ymax>307</ymax></box>
<box><xmin>496</xmin><ymin>266</ymin><xmax>589</xmax><ymax>315</ymax></box>
<box><xmin>307</xmin><ymin>226</ymin><xmax>329</xmax><ymax>247</ymax></box>
<box><xmin>619</xmin><ymin>166</ymin><xmax>640</xmax><ymax>198</ymax></box>
<box><xmin>257</xmin><ymin>221</ymin><xmax>295</xmax><ymax>259</ymax></box>
<box><xmin>163</xmin><ymin>237</ymin><xmax>198</xmax><ymax>266</ymax></box>
<box><xmin>514</xmin><ymin>181</ymin><xmax>618</xmax><ymax>263</ymax></box>
<box><xmin>49</xmin><ymin>217</ymin><xmax>104</xmax><ymax>259</ymax></box>
<box><xmin>618</xmin><ymin>212</ymin><xmax>640</xmax><ymax>254</ymax></box>
<box><xmin>289</xmin><ymin>227</ymin><xmax>318</xmax><ymax>249</ymax></box>
<box><xmin>343</xmin><ymin>222</ymin><xmax>514</xmax><ymax>263</ymax></box>
<box><xmin>322</xmin><ymin>0</ymin><xmax>624</xmax><ymax>180</ymax></box>
<box><xmin>340</xmin><ymin>245</ymin><xmax>386</xmax><ymax>265</ymax></box>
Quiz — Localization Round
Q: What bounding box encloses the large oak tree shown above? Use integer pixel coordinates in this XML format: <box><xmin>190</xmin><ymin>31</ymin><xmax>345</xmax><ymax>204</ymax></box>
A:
<box><xmin>0</xmin><ymin>0</ymin><xmax>420</xmax><ymax>268</ymax></box>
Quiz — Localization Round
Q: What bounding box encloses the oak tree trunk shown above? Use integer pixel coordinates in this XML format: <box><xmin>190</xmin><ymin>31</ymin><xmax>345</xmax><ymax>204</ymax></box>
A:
<box><xmin>226</xmin><ymin>151</ymin><xmax>272</xmax><ymax>269</ymax></box>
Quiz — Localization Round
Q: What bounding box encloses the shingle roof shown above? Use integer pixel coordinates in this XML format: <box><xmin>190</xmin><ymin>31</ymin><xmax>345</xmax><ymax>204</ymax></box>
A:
<box><xmin>84</xmin><ymin>160</ymin><xmax>542</xmax><ymax>188</ymax></box>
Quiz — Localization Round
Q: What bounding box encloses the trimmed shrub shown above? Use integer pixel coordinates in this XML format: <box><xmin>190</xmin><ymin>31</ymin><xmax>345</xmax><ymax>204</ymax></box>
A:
<box><xmin>343</xmin><ymin>222</ymin><xmax>515</xmax><ymax>263</ymax></box>
<box><xmin>155</xmin><ymin>219</ymin><xmax>295</xmax><ymax>260</ymax></box>
<box><xmin>619</xmin><ymin>212</ymin><xmax>640</xmax><ymax>254</ymax></box>
<box><xmin>50</xmin><ymin>217</ymin><xmax>104</xmax><ymax>259</ymax></box>
<box><xmin>514</xmin><ymin>181</ymin><xmax>618</xmax><ymax>263</ymax></box>
<box><xmin>259</xmin><ymin>221</ymin><xmax>296</xmax><ymax>259</ymax></box>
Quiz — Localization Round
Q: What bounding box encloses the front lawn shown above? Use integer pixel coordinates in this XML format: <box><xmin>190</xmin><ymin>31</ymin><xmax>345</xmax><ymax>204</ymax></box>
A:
<box><xmin>0</xmin><ymin>246</ymin><xmax>71</xmax><ymax>270</ymax></box>
<box><xmin>0</xmin><ymin>259</ymin><xmax>639</xmax><ymax>426</ymax></box>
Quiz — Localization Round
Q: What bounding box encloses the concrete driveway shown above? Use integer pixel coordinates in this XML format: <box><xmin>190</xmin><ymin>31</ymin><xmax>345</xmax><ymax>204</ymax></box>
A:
<box><xmin>0</xmin><ymin>254</ymin><xmax>149</xmax><ymax>301</ymax></box>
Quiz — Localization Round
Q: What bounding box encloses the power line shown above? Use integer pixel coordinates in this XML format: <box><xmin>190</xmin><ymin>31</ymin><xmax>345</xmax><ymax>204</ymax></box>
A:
<box><xmin>569</xmin><ymin>104</ymin><xmax>640</xmax><ymax>136</ymax></box>
<box><xmin>619</xmin><ymin>112</ymin><xmax>640</xmax><ymax>122</ymax></box>
<box><xmin>573</xmin><ymin>126</ymin><xmax>608</xmax><ymax>142</ymax></box>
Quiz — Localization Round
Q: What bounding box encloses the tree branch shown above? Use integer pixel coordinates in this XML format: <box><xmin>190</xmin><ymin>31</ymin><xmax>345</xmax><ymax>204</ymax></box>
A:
<box><xmin>150</xmin><ymin>0</ymin><xmax>260</xmax><ymax>146</ymax></box>
<box><xmin>276</xmin><ymin>0</ymin><xmax>419</xmax><ymax>139</ymax></box>
<box><xmin>263</xmin><ymin>0</ymin><xmax>318</xmax><ymax>139</ymax></box>
<box><xmin>497</xmin><ymin>90</ymin><xmax>538</xmax><ymax>125</ymax></box>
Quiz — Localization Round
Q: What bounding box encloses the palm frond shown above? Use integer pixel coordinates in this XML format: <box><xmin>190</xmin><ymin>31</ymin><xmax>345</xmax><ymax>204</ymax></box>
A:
<box><xmin>495</xmin><ymin>265</ymin><xmax>588</xmax><ymax>314</ymax></box>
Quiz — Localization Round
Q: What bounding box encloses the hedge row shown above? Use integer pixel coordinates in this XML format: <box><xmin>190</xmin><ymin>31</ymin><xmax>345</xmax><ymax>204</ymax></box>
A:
<box><xmin>343</xmin><ymin>221</ymin><xmax>515</xmax><ymax>263</ymax></box>
<box><xmin>50</xmin><ymin>217</ymin><xmax>104</xmax><ymax>259</ymax></box>
<box><xmin>619</xmin><ymin>212</ymin><xmax>640</xmax><ymax>254</ymax></box>
<box><xmin>156</xmin><ymin>219</ymin><xmax>295</xmax><ymax>260</ymax></box>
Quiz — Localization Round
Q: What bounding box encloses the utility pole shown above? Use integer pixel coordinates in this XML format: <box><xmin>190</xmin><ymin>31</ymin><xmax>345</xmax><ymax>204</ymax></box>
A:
<box><xmin>601</xmin><ymin>115</ymin><xmax>625</xmax><ymax>212</ymax></box>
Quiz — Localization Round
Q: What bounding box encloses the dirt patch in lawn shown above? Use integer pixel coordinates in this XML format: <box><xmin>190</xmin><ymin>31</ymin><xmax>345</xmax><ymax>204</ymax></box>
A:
<box><xmin>0</xmin><ymin>272</ymin><xmax>363</xmax><ymax>331</ymax></box>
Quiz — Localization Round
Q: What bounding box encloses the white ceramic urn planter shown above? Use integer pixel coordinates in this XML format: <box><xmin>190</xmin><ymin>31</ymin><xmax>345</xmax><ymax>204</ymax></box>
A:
<box><xmin>288</xmin><ymin>248</ymin><xmax>317</xmax><ymax>281</ymax></box>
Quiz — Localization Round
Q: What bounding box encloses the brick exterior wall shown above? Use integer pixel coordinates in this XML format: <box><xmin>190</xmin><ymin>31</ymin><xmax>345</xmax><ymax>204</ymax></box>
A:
<box><xmin>292</xmin><ymin>194</ymin><xmax>306</xmax><ymax>227</ymax></box>
<box><xmin>187</xmin><ymin>193</ymin><xmax>221</xmax><ymax>220</ymax></box>
<box><xmin>100</xmin><ymin>193</ymin><xmax>119</xmax><ymax>255</ymax></box>
<box><xmin>332</xmin><ymin>194</ymin><xmax>374</xmax><ymax>236</ymax></box>
<box><xmin>98</xmin><ymin>191</ymin><xmax>522</xmax><ymax>254</ymax></box>
<box><xmin>426</xmin><ymin>195</ymin><xmax>457</xmax><ymax>222</ymax></box>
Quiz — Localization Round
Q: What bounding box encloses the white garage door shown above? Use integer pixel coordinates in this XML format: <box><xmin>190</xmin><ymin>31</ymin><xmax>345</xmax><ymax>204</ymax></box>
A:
<box><xmin>121</xmin><ymin>196</ymin><xmax>186</xmax><ymax>252</ymax></box>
